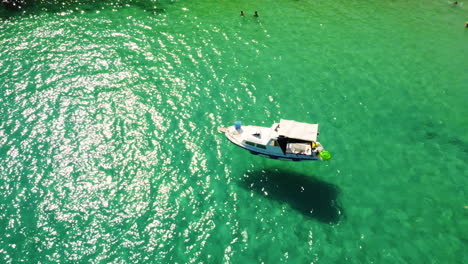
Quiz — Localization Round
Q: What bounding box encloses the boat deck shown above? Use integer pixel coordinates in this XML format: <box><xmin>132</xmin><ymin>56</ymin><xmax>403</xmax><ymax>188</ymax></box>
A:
<box><xmin>241</xmin><ymin>125</ymin><xmax>278</xmax><ymax>146</ymax></box>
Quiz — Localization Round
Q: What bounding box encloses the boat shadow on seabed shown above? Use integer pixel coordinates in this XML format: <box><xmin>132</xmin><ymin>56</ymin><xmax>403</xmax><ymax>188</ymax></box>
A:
<box><xmin>239</xmin><ymin>168</ymin><xmax>343</xmax><ymax>224</ymax></box>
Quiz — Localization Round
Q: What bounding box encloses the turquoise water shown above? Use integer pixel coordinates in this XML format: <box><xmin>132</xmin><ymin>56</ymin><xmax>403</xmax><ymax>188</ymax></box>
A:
<box><xmin>1</xmin><ymin>0</ymin><xmax>467</xmax><ymax>263</ymax></box>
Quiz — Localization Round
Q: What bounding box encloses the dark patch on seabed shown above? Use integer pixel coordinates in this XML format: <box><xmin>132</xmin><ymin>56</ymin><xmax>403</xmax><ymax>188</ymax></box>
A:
<box><xmin>421</xmin><ymin>121</ymin><xmax>468</xmax><ymax>155</ymax></box>
<box><xmin>239</xmin><ymin>168</ymin><xmax>343</xmax><ymax>224</ymax></box>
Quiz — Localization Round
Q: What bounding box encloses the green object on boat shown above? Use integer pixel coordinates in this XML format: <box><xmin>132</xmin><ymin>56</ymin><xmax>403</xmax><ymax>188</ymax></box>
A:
<box><xmin>320</xmin><ymin>151</ymin><xmax>331</xmax><ymax>160</ymax></box>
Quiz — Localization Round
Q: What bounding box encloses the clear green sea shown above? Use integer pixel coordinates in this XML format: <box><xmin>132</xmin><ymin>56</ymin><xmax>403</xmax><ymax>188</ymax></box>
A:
<box><xmin>1</xmin><ymin>0</ymin><xmax>467</xmax><ymax>263</ymax></box>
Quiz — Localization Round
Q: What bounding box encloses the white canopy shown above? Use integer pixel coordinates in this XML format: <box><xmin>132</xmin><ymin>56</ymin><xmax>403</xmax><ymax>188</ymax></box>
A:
<box><xmin>278</xmin><ymin>119</ymin><xmax>319</xmax><ymax>142</ymax></box>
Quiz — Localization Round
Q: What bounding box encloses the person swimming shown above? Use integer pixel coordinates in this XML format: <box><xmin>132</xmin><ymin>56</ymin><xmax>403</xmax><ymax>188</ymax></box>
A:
<box><xmin>240</xmin><ymin>11</ymin><xmax>244</xmax><ymax>16</ymax></box>
<box><xmin>254</xmin><ymin>11</ymin><xmax>259</xmax><ymax>17</ymax></box>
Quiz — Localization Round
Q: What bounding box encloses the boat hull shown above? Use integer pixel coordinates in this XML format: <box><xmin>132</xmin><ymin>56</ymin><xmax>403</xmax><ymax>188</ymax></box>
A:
<box><xmin>248</xmin><ymin>149</ymin><xmax>317</xmax><ymax>161</ymax></box>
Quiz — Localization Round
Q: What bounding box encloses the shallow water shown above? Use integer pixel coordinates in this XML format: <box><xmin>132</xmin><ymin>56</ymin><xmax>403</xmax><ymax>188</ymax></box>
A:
<box><xmin>1</xmin><ymin>0</ymin><xmax>467</xmax><ymax>263</ymax></box>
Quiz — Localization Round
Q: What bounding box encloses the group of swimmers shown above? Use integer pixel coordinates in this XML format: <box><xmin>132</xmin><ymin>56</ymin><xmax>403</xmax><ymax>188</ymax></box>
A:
<box><xmin>242</xmin><ymin>6</ymin><xmax>467</xmax><ymax>27</ymax></box>
<box><xmin>453</xmin><ymin>2</ymin><xmax>468</xmax><ymax>27</ymax></box>
<box><xmin>240</xmin><ymin>11</ymin><xmax>258</xmax><ymax>17</ymax></box>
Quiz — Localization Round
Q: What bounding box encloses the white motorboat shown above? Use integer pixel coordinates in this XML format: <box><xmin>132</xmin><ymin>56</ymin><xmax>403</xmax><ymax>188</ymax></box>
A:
<box><xmin>218</xmin><ymin>119</ymin><xmax>331</xmax><ymax>161</ymax></box>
